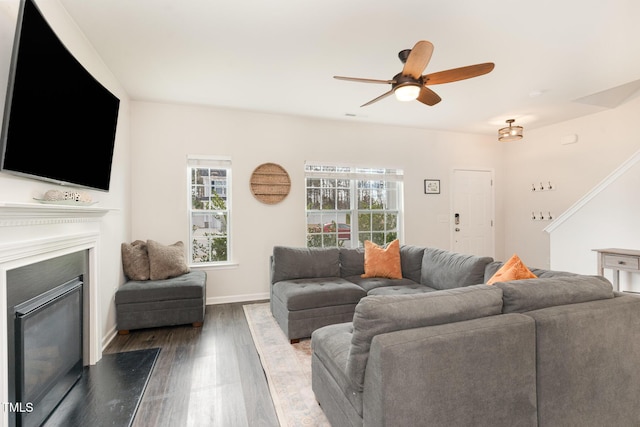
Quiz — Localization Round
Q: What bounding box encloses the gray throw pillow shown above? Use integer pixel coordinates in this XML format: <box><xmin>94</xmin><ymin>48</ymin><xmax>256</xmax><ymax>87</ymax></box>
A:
<box><xmin>121</xmin><ymin>240</ymin><xmax>150</xmax><ymax>281</ymax></box>
<box><xmin>147</xmin><ymin>240</ymin><xmax>190</xmax><ymax>280</ymax></box>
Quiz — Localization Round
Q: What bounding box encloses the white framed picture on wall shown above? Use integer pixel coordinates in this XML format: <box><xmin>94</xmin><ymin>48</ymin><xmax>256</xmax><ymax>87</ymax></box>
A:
<box><xmin>424</xmin><ymin>179</ymin><xmax>440</xmax><ymax>194</ymax></box>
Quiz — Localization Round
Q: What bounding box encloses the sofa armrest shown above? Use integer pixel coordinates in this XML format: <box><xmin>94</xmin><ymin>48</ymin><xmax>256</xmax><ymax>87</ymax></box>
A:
<box><xmin>363</xmin><ymin>314</ymin><xmax>537</xmax><ymax>427</ymax></box>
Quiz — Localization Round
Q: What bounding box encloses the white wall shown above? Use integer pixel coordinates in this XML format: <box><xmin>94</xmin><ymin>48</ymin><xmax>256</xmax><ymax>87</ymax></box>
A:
<box><xmin>546</xmin><ymin>151</ymin><xmax>640</xmax><ymax>291</ymax></box>
<box><xmin>129</xmin><ymin>94</ymin><xmax>640</xmax><ymax>305</ymax></box>
<box><xmin>130</xmin><ymin>101</ymin><xmax>503</xmax><ymax>302</ymax></box>
<box><xmin>2</xmin><ymin>1</ymin><xmax>635</xmax><ymax>323</ymax></box>
<box><xmin>501</xmin><ymin>94</ymin><xmax>640</xmax><ymax>269</ymax></box>
<box><xmin>0</xmin><ymin>0</ymin><xmax>131</xmax><ymax>344</ymax></box>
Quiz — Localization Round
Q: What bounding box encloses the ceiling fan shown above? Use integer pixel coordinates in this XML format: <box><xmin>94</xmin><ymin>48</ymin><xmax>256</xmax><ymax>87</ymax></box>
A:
<box><xmin>334</xmin><ymin>40</ymin><xmax>494</xmax><ymax>107</ymax></box>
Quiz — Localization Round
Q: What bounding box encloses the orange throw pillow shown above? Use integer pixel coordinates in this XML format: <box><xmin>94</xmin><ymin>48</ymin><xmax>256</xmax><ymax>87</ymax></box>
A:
<box><xmin>361</xmin><ymin>239</ymin><xmax>403</xmax><ymax>279</ymax></box>
<box><xmin>487</xmin><ymin>253</ymin><xmax>537</xmax><ymax>285</ymax></box>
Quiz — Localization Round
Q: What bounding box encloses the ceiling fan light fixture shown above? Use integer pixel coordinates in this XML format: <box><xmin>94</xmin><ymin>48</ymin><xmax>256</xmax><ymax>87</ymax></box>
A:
<box><xmin>335</xmin><ymin>40</ymin><xmax>494</xmax><ymax>108</ymax></box>
<box><xmin>498</xmin><ymin>119</ymin><xmax>523</xmax><ymax>142</ymax></box>
<box><xmin>394</xmin><ymin>84</ymin><xmax>421</xmax><ymax>102</ymax></box>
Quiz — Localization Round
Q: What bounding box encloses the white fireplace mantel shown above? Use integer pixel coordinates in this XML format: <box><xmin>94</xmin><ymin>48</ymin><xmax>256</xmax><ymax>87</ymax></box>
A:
<box><xmin>0</xmin><ymin>201</ymin><xmax>111</xmax><ymax>227</ymax></box>
<box><xmin>0</xmin><ymin>201</ymin><xmax>110</xmax><ymax>426</ymax></box>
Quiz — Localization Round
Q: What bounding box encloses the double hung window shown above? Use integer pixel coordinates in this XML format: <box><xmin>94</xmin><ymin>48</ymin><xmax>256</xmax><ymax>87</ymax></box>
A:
<box><xmin>305</xmin><ymin>162</ymin><xmax>403</xmax><ymax>248</ymax></box>
<box><xmin>188</xmin><ymin>156</ymin><xmax>231</xmax><ymax>265</ymax></box>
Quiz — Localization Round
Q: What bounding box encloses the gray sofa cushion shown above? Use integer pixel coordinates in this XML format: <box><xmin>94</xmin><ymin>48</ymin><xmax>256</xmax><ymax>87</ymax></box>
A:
<box><xmin>399</xmin><ymin>245</ymin><xmax>426</xmax><ymax>283</ymax></box>
<box><xmin>271</xmin><ymin>246</ymin><xmax>340</xmax><ymax>283</ymax></box>
<box><xmin>339</xmin><ymin>247</ymin><xmax>365</xmax><ymax>277</ymax></box>
<box><xmin>421</xmin><ymin>248</ymin><xmax>493</xmax><ymax>290</ymax></box>
<box><xmin>531</xmin><ymin>268</ymin><xmax>577</xmax><ymax>278</ymax></box>
<box><xmin>311</xmin><ymin>323</ymin><xmax>363</xmax><ymax>414</ymax></box>
<box><xmin>346</xmin><ymin>284</ymin><xmax>503</xmax><ymax>391</ymax></box>
<box><xmin>344</xmin><ymin>275</ymin><xmax>419</xmax><ymax>292</ymax></box>
<box><xmin>524</xmin><ymin>295</ymin><xmax>640</xmax><ymax>426</ymax></box>
<box><xmin>484</xmin><ymin>260</ymin><xmax>576</xmax><ymax>283</ymax></box>
<box><xmin>272</xmin><ymin>277</ymin><xmax>366</xmax><ymax>311</ymax></box>
<box><xmin>494</xmin><ymin>275</ymin><xmax>614</xmax><ymax>313</ymax></box>
<box><xmin>362</xmin><ymin>314</ymin><xmax>537</xmax><ymax>427</ymax></box>
<box><xmin>115</xmin><ymin>270</ymin><xmax>206</xmax><ymax>304</ymax></box>
<box><xmin>367</xmin><ymin>284</ymin><xmax>437</xmax><ymax>295</ymax></box>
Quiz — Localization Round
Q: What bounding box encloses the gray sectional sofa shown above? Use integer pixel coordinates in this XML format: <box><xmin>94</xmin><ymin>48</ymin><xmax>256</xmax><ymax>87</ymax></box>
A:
<box><xmin>270</xmin><ymin>245</ymin><xmax>640</xmax><ymax>426</ymax></box>
<box><xmin>271</xmin><ymin>245</ymin><xmax>504</xmax><ymax>342</ymax></box>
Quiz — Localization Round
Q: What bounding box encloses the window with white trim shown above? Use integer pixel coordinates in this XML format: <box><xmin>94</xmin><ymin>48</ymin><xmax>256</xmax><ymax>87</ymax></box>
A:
<box><xmin>305</xmin><ymin>162</ymin><xmax>403</xmax><ymax>248</ymax></box>
<box><xmin>188</xmin><ymin>156</ymin><xmax>231</xmax><ymax>265</ymax></box>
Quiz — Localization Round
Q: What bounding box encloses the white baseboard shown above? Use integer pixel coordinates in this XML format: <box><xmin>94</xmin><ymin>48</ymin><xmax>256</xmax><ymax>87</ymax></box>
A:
<box><xmin>207</xmin><ymin>292</ymin><xmax>270</xmax><ymax>305</ymax></box>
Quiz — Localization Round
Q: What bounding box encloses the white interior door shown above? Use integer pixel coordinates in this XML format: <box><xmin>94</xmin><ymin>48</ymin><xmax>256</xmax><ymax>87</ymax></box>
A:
<box><xmin>451</xmin><ymin>169</ymin><xmax>494</xmax><ymax>257</ymax></box>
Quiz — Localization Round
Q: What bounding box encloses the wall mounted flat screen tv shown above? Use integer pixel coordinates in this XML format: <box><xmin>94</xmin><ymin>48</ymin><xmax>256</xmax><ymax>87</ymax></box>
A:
<box><xmin>0</xmin><ymin>0</ymin><xmax>120</xmax><ymax>192</ymax></box>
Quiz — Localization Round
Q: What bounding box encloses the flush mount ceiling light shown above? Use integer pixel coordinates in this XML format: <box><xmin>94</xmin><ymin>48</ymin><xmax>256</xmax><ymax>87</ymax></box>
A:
<box><xmin>498</xmin><ymin>119</ymin><xmax>523</xmax><ymax>142</ymax></box>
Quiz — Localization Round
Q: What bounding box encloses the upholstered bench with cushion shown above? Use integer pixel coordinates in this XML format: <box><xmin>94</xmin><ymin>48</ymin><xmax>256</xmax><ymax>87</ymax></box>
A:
<box><xmin>116</xmin><ymin>240</ymin><xmax>206</xmax><ymax>333</ymax></box>
<box><xmin>116</xmin><ymin>270</ymin><xmax>206</xmax><ymax>333</ymax></box>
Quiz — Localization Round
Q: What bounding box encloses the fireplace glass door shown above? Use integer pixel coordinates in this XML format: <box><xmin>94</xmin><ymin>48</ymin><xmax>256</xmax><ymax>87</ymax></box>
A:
<box><xmin>14</xmin><ymin>277</ymin><xmax>83</xmax><ymax>427</ymax></box>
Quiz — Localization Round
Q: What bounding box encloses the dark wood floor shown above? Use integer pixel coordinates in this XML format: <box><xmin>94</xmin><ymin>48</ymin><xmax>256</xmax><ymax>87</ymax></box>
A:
<box><xmin>104</xmin><ymin>301</ymin><xmax>279</xmax><ymax>427</ymax></box>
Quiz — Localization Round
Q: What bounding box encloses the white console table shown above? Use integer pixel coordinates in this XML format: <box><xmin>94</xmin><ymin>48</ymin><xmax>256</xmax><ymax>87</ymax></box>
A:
<box><xmin>593</xmin><ymin>248</ymin><xmax>640</xmax><ymax>292</ymax></box>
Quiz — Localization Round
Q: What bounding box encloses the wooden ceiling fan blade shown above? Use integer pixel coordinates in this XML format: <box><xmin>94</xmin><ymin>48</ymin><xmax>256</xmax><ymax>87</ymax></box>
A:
<box><xmin>361</xmin><ymin>89</ymin><xmax>394</xmax><ymax>107</ymax></box>
<box><xmin>402</xmin><ymin>40</ymin><xmax>434</xmax><ymax>79</ymax></box>
<box><xmin>334</xmin><ymin>76</ymin><xmax>395</xmax><ymax>84</ymax></box>
<box><xmin>423</xmin><ymin>63</ymin><xmax>495</xmax><ymax>85</ymax></box>
<box><xmin>417</xmin><ymin>87</ymin><xmax>442</xmax><ymax>106</ymax></box>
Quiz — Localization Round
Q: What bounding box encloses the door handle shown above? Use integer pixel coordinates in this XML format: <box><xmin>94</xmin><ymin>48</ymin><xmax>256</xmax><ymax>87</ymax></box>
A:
<box><xmin>455</xmin><ymin>228</ymin><xmax>460</xmax><ymax>232</ymax></box>
<box><xmin>454</xmin><ymin>213</ymin><xmax>460</xmax><ymax>225</ymax></box>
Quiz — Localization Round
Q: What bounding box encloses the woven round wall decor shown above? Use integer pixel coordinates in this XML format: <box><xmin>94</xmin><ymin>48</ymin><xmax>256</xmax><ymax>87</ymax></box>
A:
<box><xmin>249</xmin><ymin>163</ymin><xmax>291</xmax><ymax>204</ymax></box>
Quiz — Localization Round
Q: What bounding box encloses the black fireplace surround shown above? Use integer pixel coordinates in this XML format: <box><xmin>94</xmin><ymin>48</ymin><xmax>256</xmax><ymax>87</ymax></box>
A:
<box><xmin>6</xmin><ymin>251</ymin><xmax>88</xmax><ymax>427</ymax></box>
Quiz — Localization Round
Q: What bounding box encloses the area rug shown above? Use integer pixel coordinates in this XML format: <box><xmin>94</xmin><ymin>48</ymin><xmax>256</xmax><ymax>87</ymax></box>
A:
<box><xmin>243</xmin><ymin>302</ymin><xmax>330</xmax><ymax>427</ymax></box>
<box><xmin>44</xmin><ymin>348</ymin><xmax>160</xmax><ymax>427</ymax></box>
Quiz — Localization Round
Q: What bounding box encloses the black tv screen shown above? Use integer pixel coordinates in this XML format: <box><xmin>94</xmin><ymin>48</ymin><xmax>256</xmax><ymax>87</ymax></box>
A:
<box><xmin>1</xmin><ymin>0</ymin><xmax>120</xmax><ymax>192</ymax></box>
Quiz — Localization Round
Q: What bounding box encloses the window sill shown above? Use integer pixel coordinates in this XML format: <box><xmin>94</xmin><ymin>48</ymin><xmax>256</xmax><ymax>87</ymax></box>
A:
<box><xmin>189</xmin><ymin>261</ymin><xmax>239</xmax><ymax>270</ymax></box>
